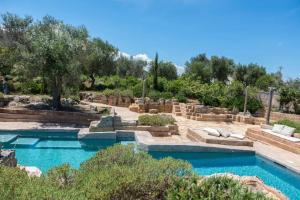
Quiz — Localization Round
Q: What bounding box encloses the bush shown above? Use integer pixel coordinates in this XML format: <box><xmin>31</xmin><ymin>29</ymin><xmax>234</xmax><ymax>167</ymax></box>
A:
<box><xmin>274</xmin><ymin>119</ymin><xmax>300</xmax><ymax>133</ymax></box>
<box><xmin>0</xmin><ymin>145</ymin><xmax>271</xmax><ymax>200</ymax></box>
<box><xmin>20</xmin><ymin>79</ymin><xmax>44</xmax><ymax>94</ymax></box>
<box><xmin>176</xmin><ymin>91</ymin><xmax>187</xmax><ymax>103</ymax></box>
<box><xmin>0</xmin><ymin>92</ymin><xmax>3</xmax><ymax>98</ymax></box>
<box><xmin>138</xmin><ymin>114</ymin><xmax>176</xmax><ymax>126</ymax></box>
<box><xmin>166</xmin><ymin>176</ymin><xmax>270</xmax><ymax>200</ymax></box>
<box><xmin>148</xmin><ymin>90</ymin><xmax>161</xmax><ymax>101</ymax></box>
<box><xmin>161</xmin><ymin>92</ymin><xmax>173</xmax><ymax>100</ymax></box>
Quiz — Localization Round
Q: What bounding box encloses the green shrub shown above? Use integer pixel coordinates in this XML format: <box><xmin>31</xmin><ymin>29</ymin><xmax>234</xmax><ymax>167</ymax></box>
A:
<box><xmin>274</xmin><ymin>119</ymin><xmax>300</xmax><ymax>133</ymax></box>
<box><xmin>138</xmin><ymin>114</ymin><xmax>176</xmax><ymax>126</ymax></box>
<box><xmin>120</xmin><ymin>89</ymin><xmax>134</xmax><ymax>98</ymax></box>
<box><xmin>0</xmin><ymin>92</ymin><xmax>3</xmax><ymax>98</ymax></box>
<box><xmin>166</xmin><ymin>176</ymin><xmax>271</xmax><ymax>200</ymax></box>
<box><xmin>161</xmin><ymin>92</ymin><xmax>173</xmax><ymax>100</ymax></box>
<box><xmin>20</xmin><ymin>80</ymin><xmax>43</xmax><ymax>94</ymax></box>
<box><xmin>132</xmin><ymin>82</ymin><xmax>143</xmax><ymax>97</ymax></box>
<box><xmin>0</xmin><ymin>145</ymin><xmax>271</xmax><ymax>200</ymax></box>
<box><xmin>148</xmin><ymin>90</ymin><xmax>161</xmax><ymax>101</ymax></box>
<box><xmin>176</xmin><ymin>91</ymin><xmax>187</xmax><ymax>103</ymax></box>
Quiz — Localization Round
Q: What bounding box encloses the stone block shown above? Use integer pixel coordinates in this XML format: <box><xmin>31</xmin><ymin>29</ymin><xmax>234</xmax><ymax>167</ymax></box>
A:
<box><xmin>149</xmin><ymin>109</ymin><xmax>159</xmax><ymax>114</ymax></box>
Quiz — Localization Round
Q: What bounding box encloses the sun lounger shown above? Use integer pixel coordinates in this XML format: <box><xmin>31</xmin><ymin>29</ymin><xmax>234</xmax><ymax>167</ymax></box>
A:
<box><xmin>246</xmin><ymin>124</ymin><xmax>300</xmax><ymax>154</ymax></box>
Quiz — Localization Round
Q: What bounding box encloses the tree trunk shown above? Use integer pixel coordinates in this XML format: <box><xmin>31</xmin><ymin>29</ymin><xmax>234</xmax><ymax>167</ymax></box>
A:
<box><xmin>90</xmin><ymin>74</ymin><xmax>95</xmax><ymax>89</ymax></box>
<box><xmin>52</xmin><ymin>77</ymin><xmax>62</xmax><ymax>110</ymax></box>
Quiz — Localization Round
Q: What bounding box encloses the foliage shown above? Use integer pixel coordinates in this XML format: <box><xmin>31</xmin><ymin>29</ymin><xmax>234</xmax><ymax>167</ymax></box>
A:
<box><xmin>176</xmin><ymin>91</ymin><xmax>187</xmax><ymax>103</ymax></box>
<box><xmin>185</xmin><ymin>53</ymin><xmax>211</xmax><ymax>83</ymax></box>
<box><xmin>0</xmin><ymin>145</ymin><xmax>272</xmax><ymax>200</ymax></box>
<box><xmin>166</xmin><ymin>176</ymin><xmax>271</xmax><ymax>200</ymax></box>
<box><xmin>152</xmin><ymin>53</ymin><xmax>159</xmax><ymax>90</ymax></box>
<box><xmin>148</xmin><ymin>90</ymin><xmax>162</xmax><ymax>101</ymax></box>
<box><xmin>274</xmin><ymin>119</ymin><xmax>300</xmax><ymax>133</ymax></box>
<box><xmin>198</xmin><ymin>83</ymin><xmax>225</xmax><ymax>107</ymax></box>
<box><xmin>0</xmin><ymin>145</ymin><xmax>192</xmax><ymax>200</ymax></box>
<box><xmin>255</xmin><ymin>74</ymin><xmax>276</xmax><ymax>91</ymax></box>
<box><xmin>138</xmin><ymin>114</ymin><xmax>176</xmax><ymax>126</ymax></box>
<box><xmin>116</xmin><ymin>55</ymin><xmax>146</xmax><ymax>78</ymax></box>
<box><xmin>278</xmin><ymin>86</ymin><xmax>300</xmax><ymax>113</ymax></box>
<box><xmin>210</xmin><ymin>56</ymin><xmax>234</xmax><ymax>83</ymax></box>
<box><xmin>222</xmin><ymin>81</ymin><xmax>263</xmax><ymax>114</ymax></box>
<box><xmin>19</xmin><ymin>77</ymin><xmax>44</xmax><ymax>94</ymax></box>
<box><xmin>21</xmin><ymin>16</ymin><xmax>88</xmax><ymax>110</ymax></box>
<box><xmin>83</xmin><ymin>38</ymin><xmax>117</xmax><ymax>88</ymax></box>
<box><xmin>150</xmin><ymin>61</ymin><xmax>177</xmax><ymax>80</ymax></box>
<box><xmin>234</xmin><ymin>63</ymin><xmax>267</xmax><ymax>86</ymax></box>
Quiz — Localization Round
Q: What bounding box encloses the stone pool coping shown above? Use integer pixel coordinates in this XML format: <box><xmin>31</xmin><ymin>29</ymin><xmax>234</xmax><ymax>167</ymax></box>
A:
<box><xmin>2</xmin><ymin>127</ymin><xmax>300</xmax><ymax>175</ymax></box>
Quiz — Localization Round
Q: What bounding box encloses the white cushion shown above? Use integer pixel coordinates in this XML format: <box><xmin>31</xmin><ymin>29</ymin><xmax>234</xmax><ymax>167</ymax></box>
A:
<box><xmin>280</xmin><ymin>126</ymin><xmax>296</xmax><ymax>136</ymax></box>
<box><xmin>262</xmin><ymin>129</ymin><xmax>300</xmax><ymax>142</ymax></box>
<box><xmin>217</xmin><ymin>128</ymin><xmax>231</xmax><ymax>138</ymax></box>
<box><xmin>230</xmin><ymin>133</ymin><xmax>245</xmax><ymax>140</ymax></box>
<box><xmin>272</xmin><ymin>124</ymin><xmax>285</xmax><ymax>133</ymax></box>
<box><xmin>203</xmin><ymin>128</ymin><xmax>220</xmax><ymax>137</ymax></box>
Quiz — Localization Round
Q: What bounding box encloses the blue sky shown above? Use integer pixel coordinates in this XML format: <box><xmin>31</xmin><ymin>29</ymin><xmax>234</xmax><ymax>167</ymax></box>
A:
<box><xmin>1</xmin><ymin>0</ymin><xmax>299</xmax><ymax>79</ymax></box>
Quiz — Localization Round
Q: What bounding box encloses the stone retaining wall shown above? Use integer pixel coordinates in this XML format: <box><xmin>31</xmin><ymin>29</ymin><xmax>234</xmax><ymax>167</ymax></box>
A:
<box><xmin>80</xmin><ymin>92</ymin><xmax>133</xmax><ymax>107</ymax></box>
<box><xmin>129</xmin><ymin>99</ymin><xmax>173</xmax><ymax>113</ymax></box>
<box><xmin>268</xmin><ymin>112</ymin><xmax>300</xmax><ymax>122</ymax></box>
<box><xmin>89</xmin><ymin>115</ymin><xmax>178</xmax><ymax>137</ymax></box>
<box><xmin>0</xmin><ymin>108</ymin><xmax>100</xmax><ymax>125</ymax></box>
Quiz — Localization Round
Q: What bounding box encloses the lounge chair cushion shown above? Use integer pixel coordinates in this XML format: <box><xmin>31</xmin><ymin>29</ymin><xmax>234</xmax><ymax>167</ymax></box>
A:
<box><xmin>280</xmin><ymin>126</ymin><xmax>296</xmax><ymax>136</ymax></box>
<box><xmin>230</xmin><ymin>133</ymin><xmax>245</xmax><ymax>140</ymax></box>
<box><xmin>262</xmin><ymin>129</ymin><xmax>300</xmax><ymax>142</ymax></box>
<box><xmin>272</xmin><ymin>124</ymin><xmax>285</xmax><ymax>133</ymax></box>
<box><xmin>217</xmin><ymin>128</ymin><xmax>231</xmax><ymax>137</ymax></box>
<box><xmin>203</xmin><ymin>128</ymin><xmax>220</xmax><ymax>137</ymax></box>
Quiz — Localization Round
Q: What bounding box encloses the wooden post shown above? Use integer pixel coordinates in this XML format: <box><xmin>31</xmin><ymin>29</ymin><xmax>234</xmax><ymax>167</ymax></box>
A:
<box><xmin>266</xmin><ymin>87</ymin><xmax>275</xmax><ymax>124</ymax></box>
<box><xmin>243</xmin><ymin>86</ymin><xmax>249</xmax><ymax>115</ymax></box>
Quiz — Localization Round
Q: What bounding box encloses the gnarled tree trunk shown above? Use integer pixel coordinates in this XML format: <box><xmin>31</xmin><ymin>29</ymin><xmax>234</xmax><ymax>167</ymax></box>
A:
<box><xmin>52</xmin><ymin>76</ymin><xmax>62</xmax><ymax>110</ymax></box>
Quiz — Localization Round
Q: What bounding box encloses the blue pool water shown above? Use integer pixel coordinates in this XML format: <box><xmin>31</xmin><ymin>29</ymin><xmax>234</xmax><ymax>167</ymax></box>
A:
<box><xmin>151</xmin><ymin>151</ymin><xmax>300</xmax><ymax>200</ymax></box>
<box><xmin>1</xmin><ymin>130</ymin><xmax>300</xmax><ymax>199</ymax></box>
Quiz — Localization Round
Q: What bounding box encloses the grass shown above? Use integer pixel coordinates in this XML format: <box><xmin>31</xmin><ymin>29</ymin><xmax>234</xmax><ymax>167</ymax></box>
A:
<box><xmin>274</xmin><ymin>119</ymin><xmax>300</xmax><ymax>133</ymax></box>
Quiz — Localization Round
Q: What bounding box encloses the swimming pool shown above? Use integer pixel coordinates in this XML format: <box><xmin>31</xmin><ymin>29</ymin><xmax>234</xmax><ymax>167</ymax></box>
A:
<box><xmin>1</xmin><ymin>130</ymin><xmax>134</xmax><ymax>172</ymax></box>
<box><xmin>151</xmin><ymin>151</ymin><xmax>300</xmax><ymax>200</ymax></box>
<box><xmin>1</xmin><ymin>130</ymin><xmax>300</xmax><ymax>200</ymax></box>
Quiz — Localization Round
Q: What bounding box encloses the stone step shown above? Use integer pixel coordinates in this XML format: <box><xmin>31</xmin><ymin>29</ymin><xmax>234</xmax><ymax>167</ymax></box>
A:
<box><xmin>0</xmin><ymin>134</ymin><xmax>18</xmax><ymax>144</ymax></box>
<box><xmin>11</xmin><ymin>138</ymin><xmax>40</xmax><ymax>147</ymax></box>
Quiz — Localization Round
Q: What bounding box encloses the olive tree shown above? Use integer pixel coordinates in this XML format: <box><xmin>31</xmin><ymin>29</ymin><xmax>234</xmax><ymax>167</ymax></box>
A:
<box><xmin>84</xmin><ymin>38</ymin><xmax>117</xmax><ymax>88</ymax></box>
<box><xmin>24</xmin><ymin>16</ymin><xmax>88</xmax><ymax>110</ymax></box>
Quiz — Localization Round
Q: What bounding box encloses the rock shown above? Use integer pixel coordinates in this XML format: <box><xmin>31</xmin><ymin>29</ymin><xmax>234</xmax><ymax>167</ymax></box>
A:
<box><xmin>203</xmin><ymin>173</ymin><xmax>287</xmax><ymax>200</ymax></box>
<box><xmin>149</xmin><ymin>109</ymin><xmax>159</xmax><ymax>114</ymax></box>
<box><xmin>89</xmin><ymin>115</ymin><xmax>122</xmax><ymax>131</ymax></box>
<box><xmin>18</xmin><ymin>166</ymin><xmax>42</xmax><ymax>177</ymax></box>
<box><xmin>194</xmin><ymin>105</ymin><xmax>209</xmax><ymax>113</ymax></box>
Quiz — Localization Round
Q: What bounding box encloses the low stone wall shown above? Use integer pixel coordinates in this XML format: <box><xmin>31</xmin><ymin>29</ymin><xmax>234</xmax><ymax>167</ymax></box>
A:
<box><xmin>268</xmin><ymin>112</ymin><xmax>300</xmax><ymax>122</ymax></box>
<box><xmin>0</xmin><ymin>108</ymin><xmax>100</xmax><ymax>126</ymax></box>
<box><xmin>0</xmin><ymin>150</ymin><xmax>17</xmax><ymax>167</ymax></box>
<box><xmin>89</xmin><ymin>115</ymin><xmax>178</xmax><ymax>137</ymax></box>
<box><xmin>80</xmin><ymin>92</ymin><xmax>133</xmax><ymax>107</ymax></box>
<box><xmin>0</xmin><ymin>96</ymin><xmax>13</xmax><ymax>107</ymax></box>
<box><xmin>129</xmin><ymin>99</ymin><xmax>173</xmax><ymax>113</ymax></box>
